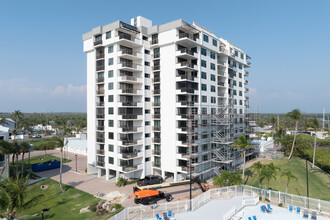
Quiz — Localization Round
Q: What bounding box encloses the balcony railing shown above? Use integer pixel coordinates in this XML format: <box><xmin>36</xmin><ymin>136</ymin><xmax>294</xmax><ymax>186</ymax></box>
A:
<box><xmin>96</xmin><ymin>102</ymin><xmax>104</xmax><ymax>107</ymax></box>
<box><xmin>151</xmin><ymin>38</ymin><xmax>158</xmax><ymax>45</ymax></box>
<box><xmin>121</xmin><ymin>152</ymin><xmax>138</xmax><ymax>159</ymax></box>
<box><xmin>152</xmin><ymin>65</ymin><xmax>160</xmax><ymax>71</ymax></box>
<box><xmin>152</xmin><ymin>114</ymin><xmax>160</xmax><ymax>119</ymax></box>
<box><xmin>218</xmin><ymin>82</ymin><xmax>225</xmax><ymax>86</ymax></box>
<box><xmin>152</xmin><ymin>102</ymin><xmax>161</xmax><ymax>107</ymax></box>
<box><xmin>118</xmin><ymin>33</ymin><xmax>132</xmax><ymax>41</ymax></box>
<box><xmin>119</xmin><ymin>76</ymin><xmax>139</xmax><ymax>82</ymax></box>
<box><xmin>152</xmin><ymin>77</ymin><xmax>160</xmax><ymax>83</ymax></box>
<box><xmin>153</xmin><ymin>89</ymin><xmax>160</xmax><ymax>95</ymax></box>
<box><xmin>94</xmin><ymin>40</ymin><xmax>102</xmax><ymax>46</ymax></box>
<box><xmin>178</xmin><ymin>101</ymin><xmax>196</xmax><ymax>106</ymax></box>
<box><xmin>97</xmin><ymin>77</ymin><xmax>104</xmax><ymax>83</ymax></box>
<box><xmin>97</xmin><ymin>126</ymin><xmax>104</xmax><ymax>131</ymax></box>
<box><xmin>178</xmin><ymin>74</ymin><xmax>195</xmax><ymax>81</ymax></box>
<box><xmin>120</xmin><ymin>101</ymin><xmax>139</xmax><ymax>107</ymax></box>
<box><xmin>96</xmin><ymin>137</ymin><xmax>104</xmax><ymax>143</ymax></box>
<box><xmin>152</xmin><ymin>162</ymin><xmax>161</xmax><ymax>167</ymax></box>
<box><xmin>119</xmin><ymin>48</ymin><xmax>139</xmax><ymax>56</ymax></box>
<box><xmin>178</xmin><ymin>61</ymin><xmax>196</xmax><ymax>68</ymax></box>
<box><xmin>153</xmin><ymin>138</ymin><xmax>161</xmax><ymax>143</ymax></box>
<box><xmin>178</xmin><ymin>87</ymin><xmax>196</xmax><ymax>93</ymax></box>
<box><xmin>228</xmin><ymin>73</ymin><xmax>234</xmax><ymax>78</ymax></box>
<box><xmin>152</xmin><ymin>150</ymin><xmax>161</xmax><ymax>155</ymax></box>
<box><xmin>246</xmin><ymin>61</ymin><xmax>252</xmax><ymax>66</ymax></box>
<box><xmin>96</xmin><ymin>161</ymin><xmax>104</xmax><ymax>167</ymax></box>
<box><xmin>96</xmin><ymin>149</ymin><xmax>104</xmax><ymax>155</ymax></box>
<box><xmin>245</xmin><ymin>88</ymin><xmax>249</xmax><ymax>92</ymax></box>
<box><xmin>122</xmin><ymin>165</ymin><xmax>138</xmax><ymax>172</ymax></box>
<box><xmin>96</xmin><ymin>89</ymin><xmax>104</xmax><ymax>95</ymax></box>
<box><xmin>96</xmin><ymin>114</ymin><xmax>105</xmax><ymax>119</ymax></box>
<box><xmin>120</xmin><ymin>115</ymin><xmax>138</xmax><ymax>120</ymax></box>
<box><xmin>153</xmin><ymin>126</ymin><xmax>161</xmax><ymax>131</ymax></box>
<box><xmin>178</xmin><ymin>33</ymin><xmax>198</xmax><ymax>41</ymax></box>
<box><xmin>119</xmin><ymin>62</ymin><xmax>141</xmax><ymax>69</ymax></box>
<box><xmin>121</xmin><ymin>140</ymin><xmax>138</xmax><ymax>145</ymax></box>
<box><xmin>178</xmin><ymin>48</ymin><xmax>195</xmax><ymax>56</ymax></box>
<box><xmin>245</xmin><ymin>71</ymin><xmax>249</xmax><ymax>76</ymax></box>
<box><xmin>96</xmin><ymin>65</ymin><xmax>105</xmax><ymax>71</ymax></box>
<box><xmin>245</xmin><ymin>80</ymin><xmax>248</xmax><ymax>84</ymax></box>
<box><xmin>120</xmin><ymin>88</ymin><xmax>140</xmax><ymax>94</ymax></box>
<box><xmin>96</xmin><ymin>54</ymin><xmax>104</xmax><ymax>59</ymax></box>
<box><xmin>120</xmin><ymin>126</ymin><xmax>138</xmax><ymax>132</ymax></box>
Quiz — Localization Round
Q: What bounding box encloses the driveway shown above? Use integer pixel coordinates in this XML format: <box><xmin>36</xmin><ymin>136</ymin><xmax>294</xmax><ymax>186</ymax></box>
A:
<box><xmin>24</xmin><ymin>150</ymin><xmax>203</xmax><ymax>207</ymax></box>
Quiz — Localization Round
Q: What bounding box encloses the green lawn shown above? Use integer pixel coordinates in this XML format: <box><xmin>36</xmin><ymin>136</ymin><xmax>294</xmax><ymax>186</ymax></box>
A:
<box><xmin>16</xmin><ymin>178</ymin><xmax>102</xmax><ymax>220</ymax></box>
<box><xmin>246</xmin><ymin>157</ymin><xmax>330</xmax><ymax>201</ymax></box>
<box><xmin>30</xmin><ymin>137</ymin><xmax>58</xmax><ymax>150</ymax></box>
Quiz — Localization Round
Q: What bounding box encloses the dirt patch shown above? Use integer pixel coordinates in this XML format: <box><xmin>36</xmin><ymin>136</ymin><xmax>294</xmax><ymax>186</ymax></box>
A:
<box><xmin>104</xmin><ymin>191</ymin><xmax>126</xmax><ymax>203</ymax></box>
<box><xmin>72</xmin><ymin>193</ymin><xmax>80</xmax><ymax>198</ymax></box>
<box><xmin>40</xmin><ymin>185</ymin><xmax>49</xmax><ymax>190</ymax></box>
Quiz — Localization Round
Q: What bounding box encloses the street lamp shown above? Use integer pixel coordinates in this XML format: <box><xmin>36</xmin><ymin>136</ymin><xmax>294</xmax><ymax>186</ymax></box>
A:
<box><xmin>305</xmin><ymin>157</ymin><xmax>309</xmax><ymax>209</ymax></box>
<box><xmin>41</xmin><ymin>208</ymin><xmax>50</xmax><ymax>220</ymax></box>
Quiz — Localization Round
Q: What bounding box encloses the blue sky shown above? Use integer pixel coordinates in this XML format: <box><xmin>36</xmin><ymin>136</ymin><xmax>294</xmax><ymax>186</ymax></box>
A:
<box><xmin>0</xmin><ymin>0</ymin><xmax>329</xmax><ymax>113</ymax></box>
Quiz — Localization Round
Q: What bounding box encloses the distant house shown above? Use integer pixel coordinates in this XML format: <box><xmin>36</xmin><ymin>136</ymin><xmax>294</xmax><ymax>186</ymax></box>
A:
<box><xmin>0</xmin><ymin>118</ymin><xmax>15</xmax><ymax>130</ymax></box>
<box><xmin>64</xmin><ymin>134</ymin><xmax>87</xmax><ymax>156</ymax></box>
<box><xmin>0</xmin><ymin>125</ymin><xmax>9</xmax><ymax>141</ymax></box>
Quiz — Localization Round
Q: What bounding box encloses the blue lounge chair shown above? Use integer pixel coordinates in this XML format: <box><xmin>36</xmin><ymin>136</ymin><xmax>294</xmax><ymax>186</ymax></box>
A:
<box><xmin>168</xmin><ymin>210</ymin><xmax>173</xmax><ymax>218</ymax></box>
<box><xmin>262</xmin><ymin>205</ymin><xmax>271</xmax><ymax>213</ymax></box>
<box><xmin>253</xmin><ymin>216</ymin><xmax>257</xmax><ymax>220</ymax></box>
<box><xmin>163</xmin><ymin>212</ymin><xmax>169</xmax><ymax>220</ymax></box>
<box><xmin>260</xmin><ymin>206</ymin><xmax>266</xmax><ymax>213</ymax></box>
<box><xmin>248</xmin><ymin>217</ymin><xmax>252</xmax><ymax>220</ymax></box>
<box><xmin>156</xmin><ymin>213</ymin><xmax>162</xmax><ymax>220</ymax></box>
<box><xmin>296</xmin><ymin>207</ymin><xmax>301</xmax><ymax>214</ymax></box>
<box><xmin>289</xmin><ymin>205</ymin><xmax>293</xmax><ymax>212</ymax></box>
<box><xmin>311</xmin><ymin>211</ymin><xmax>317</xmax><ymax>220</ymax></box>
<box><xmin>267</xmin><ymin>204</ymin><xmax>273</xmax><ymax>211</ymax></box>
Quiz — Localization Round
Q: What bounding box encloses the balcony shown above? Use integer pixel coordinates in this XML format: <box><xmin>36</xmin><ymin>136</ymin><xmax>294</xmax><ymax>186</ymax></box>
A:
<box><xmin>177</xmin><ymin>101</ymin><xmax>196</xmax><ymax>106</ymax></box>
<box><xmin>118</xmin><ymin>75</ymin><xmax>142</xmax><ymax>84</ymax></box>
<box><xmin>152</xmin><ymin>162</ymin><xmax>161</xmax><ymax>168</ymax></box>
<box><xmin>118</xmin><ymin>48</ymin><xmax>142</xmax><ymax>60</ymax></box>
<box><xmin>94</xmin><ymin>40</ymin><xmax>102</xmax><ymax>46</ymax></box>
<box><xmin>245</xmin><ymin>80</ymin><xmax>248</xmax><ymax>85</ymax></box>
<box><xmin>96</xmin><ymin>113</ymin><xmax>104</xmax><ymax>119</ymax></box>
<box><xmin>96</xmin><ymin>161</ymin><xmax>104</xmax><ymax>167</ymax></box>
<box><xmin>121</xmin><ymin>140</ymin><xmax>138</xmax><ymax>145</ymax></box>
<box><xmin>245</xmin><ymin>71</ymin><xmax>249</xmax><ymax>77</ymax></box>
<box><xmin>119</xmin><ymin>88</ymin><xmax>142</xmax><ymax>95</ymax></box>
<box><xmin>176</xmin><ymin>48</ymin><xmax>197</xmax><ymax>59</ymax></box>
<box><xmin>176</xmin><ymin>74</ymin><xmax>197</xmax><ymax>82</ymax></box>
<box><xmin>218</xmin><ymin>81</ymin><xmax>225</xmax><ymax>87</ymax></box>
<box><xmin>153</xmin><ymin>137</ymin><xmax>161</xmax><ymax>143</ymax></box>
<box><xmin>152</xmin><ymin>126</ymin><xmax>161</xmax><ymax>131</ymax></box>
<box><xmin>176</xmin><ymin>61</ymin><xmax>198</xmax><ymax>71</ymax></box>
<box><xmin>96</xmin><ymin>65</ymin><xmax>104</xmax><ymax>71</ymax></box>
<box><xmin>96</xmin><ymin>149</ymin><xmax>104</xmax><ymax>155</ymax></box>
<box><xmin>177</xmin><ymin>87</ymin><xmax>198</xmax><ymax>94</ymax></box>
<box><xmin>119</xmin><ymin>151</ymin><xmax>139</xmax><ymax>159</ymax></box>
<box><xmin>96</xmin><ymin>102</ymin><xmax>104</xmax><ymax>107</ymax></box>
<box><xmin>122</xmin><ymin>165</ymin><xmax>138</xmax><ymax>172</ymax></box>
<box><xmin>152</xmin><ymin>89</ymin><xmax>160</xmax><ymax>95</ymax></box>
<box><xmin>245</xmin><ymin>88</ymin><xmax>249</xmax><ymax>93</ymax></box>
<box><xmin>151</xmin><ymin>38</ymin><xmax>158</xmax><ymax>45</ymax></box>
<box><xmin>96</xmin><ymin>89</ymin><xmax>104</xmax><ymax>95</ymax></box>
<box><xmin>176</xmin><ymin>33</ymin><xmax>200</xmax><ymax>47</ymax></box>
<box><xmin>152</xmin><ymin>65</ymin><xmax>160</xmax><ymax>71</ymax></box>
<box><xmin>152</xmin><ymin>102</ymin><xmax>161</xmax><ymax>107</ymax></box>
<box><xmin>152</xmin><ymin>77</ymin><xmax>160</xmax><ymax>83</ymax></box>
<box><xmin>152</xmin><ymin>150</ymin><xmax>161</xmax><ymax>155</ymax></box>
<box><xmin>119</xmin><ymin>126</ymin><xmax>138</xmax><ymax>132</ymax></box>
<box><xmin>96</xmin><ymin>126</ymin><xmax>104</xmax><ymax>131</ymax></box>
<box><xmin>116</xmin><ymin>33</ymin><xmax>141</xmax><ymax>47</ymax></box>
<box><xmin>118</xmin><ymin>62</ymin><xmax>142</xmax><ymax>72</ymax></box>
<box><xmin>228</xmin><ymin>64</ymin><xmax>235</xmax><ymax>69</ymax></box>
<box><xmin>217</xmin><ymin>59</ymin><xmax>226</xmax><ymax>67</ymax></box>
<box><xmin>229</xmin><ymin>84</ymin><xmax>234</xmax><ymax>89</ymax></box>
<box><xmin>97</xmin><ymin>77</ymin><xmax>104</xmax><ymax>83</ymax></box>
<box><xmin>119</xmin><ymin>101</ymin><xmax>141</xmax><ymax>107</ymax></box>
<box><xmin>246</xmin><ymin>61</ymin><xmax>252</xmax><ymax>67</ymax></box>
<box><xmin>96</xmin><ymin>137</ymin><xmax>104</xmax><ymax>143</ymax></box>
<box><xmin>152</xmin><ymin>114</ymin><xmax>160</xmax><ymax>119</ymax></box>
<box><xmin>228</xmin><ymin>73</ymin><xmax>234</xmax><ymax>79</ymax></box>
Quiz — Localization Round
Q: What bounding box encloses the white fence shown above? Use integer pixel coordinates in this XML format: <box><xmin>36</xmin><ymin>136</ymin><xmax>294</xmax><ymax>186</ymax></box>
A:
<box><xmin>109</xmin><ymin>185</ymin><xmax>330</xmax><ymax>220</ymax></box>
<box><xmin>223</xmin><ymin>206</ymin><xmax>236</xmax><ymax>220</ymax></box>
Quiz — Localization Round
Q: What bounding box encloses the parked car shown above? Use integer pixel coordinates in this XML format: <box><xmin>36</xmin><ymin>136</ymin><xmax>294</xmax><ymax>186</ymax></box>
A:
<box><xmin>32</xmin><ymin>134</ymin><xmax>42</xmax><ymax>138</ymax></box>
<box><xmin>137</xmin><ymin>175</ymin><xmax>163</xmax><ymax>186</ymax></box>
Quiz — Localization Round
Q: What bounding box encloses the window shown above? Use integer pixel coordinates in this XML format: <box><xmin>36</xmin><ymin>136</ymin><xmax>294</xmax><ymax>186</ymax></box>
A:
<box><xmin>210</xmin><ymin>52</ymin><xmax>216</xmax><ymax>59</ymax></box>
<box><xmin>201</xmin><ymin>48</ymin><xmax>207</xmax><ymax>56</ymax></box>
<box><xmin>211</xmin><ymin>74</ymin><xmax>216</xmax><ymax>81</ymax></box>
<box><xmin>145</xmin><ymin>109</ymin><xmax>150</xmax><ymax>114</ymax></box>
<box><xmin>153</xmin><ymin>48</ymin><xmax>160</xmax><ymax>58</ymax></box>
<box><xmin>108</xmin><ymin>145</ymin><xmax>114</xmax><ymax>152</ymax></box>
<box><xmin>203</xmin><ymin>155</ymin><xmax>208</xmax><ymax>161</ymax></box>
<box><xmin>203</xmin><ymin>34</ymin><xmax>209</xmax><ymax>42</ymax></box>
<box><xmin>233</xmin><ymin>90</ymin><xmax>237</xmax><ymax>95</ymax></box>
<box><xmin>241</xmin><ymin>53</ymin><xmax>244</xmax><ymax>59</ymax></box>
<box><xmin>108</xmin><ymin>157</ymin><xmax>114</xmax><ymax>164</ymax></box>
<box><xmin>233</xmin><ymin>61</ymin><xmax>237</xmax><ymax>67</ymax></box>
<box><xmin>106</xmin><ymin>31</ymin><xmax>111</xmax><ymax>39</ymax></box>
<box><xmin>145</xmin><ymin>49</ymin><xmax>150</xmax><ymax>54</ymax></box>
<box><xmin>239</xmin><ymin>72</ymin><xmax>242</xmax><ymax>78</ymax></box>
<box><xmin>143</xmin><ymin>35</ymin><xmax>148</xmax><ymax>41</ymax></box>
<box><xmin>239</xmin><ymin>82</ymin><xmax>242</xmax><ymax>87</ymax></box>
<box><xmin>145</xmin><ymin>61</ymin><xmax>150</xmax><ymax>66</ymax></box>
<box><xmin>108</xmin><ymin>45</ymin><xmax>113</xmax><ymax>53</ymax></box>
<box><xmin>145</xmin><ymin>133</ymin><xmax>150</xmax><ymax>138</ymax></box>
<box><xmin>145</xmin><ymin>145</ymin><xmax>151</xmax><ymax>150</ymax></box>
<box><xmin>108</xmin><ymin>82</ymin><xmax>113</xmax><ymax>90</ymax></box>
<box><xmin>145</xmin><ymin>73</ymin><xmax>150</xmax><ymax>78</ymax></box>
<box><xmin>210</xmin><ymin>63</ymin><xmax>215</xmax><ymax>70</ymax></box>
<box><xmin>145</xmin><ymin>157</ymin><xmax>151</xmax><ymax>162</ymax></box>
<box><xmin>233</xmin><ymin>80</ymin><xmax>237</xmax><ymax>86</ymax></box>
<box><xmin>145</xmin><ymin>121</ymin><xmax>150</xmax><ymax>126</ymax></box>
<box><xmin>212</xmin><ymin>39</ymin><xmax>217</xmax><ymax>46</ymax></box>
<box><xmin>108</xmin><ymin>95</ymin><xmax>113</xmax><ymax>102</ymax></box>
<box><xmin>211</xmin><ymin>97</ymin><xmax>216</xmax><ymax>103</ymax></box>
<box><xmin>202</xmin><ymin>107</ymin><xmax>207</xmax><ymax>114</ymax></box>
<box><xmin>108</xmin><ymin>107</ymin><xmax>113</xmax><ymax>114</ymax></box>
<box><xmin>95</xmin><ymin>35</ymin><xmax>102</xmax><ymax>42</ymax></box>
<box><xmin>211</xmin><ymin>85</ymin><xmax>216</xmax><ymax>92</ymax></box>
<box><xmin>239</xmin><ymin>91</ymin><xmax>243</xmax><ymax>96</ymax></box>
<box><xmin>201</xmin><ymin>60</ymin><xmax>207</xmax><ymax>68</ymax></box>
<box><xmin>201</xmin><ymin>84</ymin><xmax>207</xmax><ymax>91</ymax></box>
<box><xmin>239</xmin><ymin>100</ymin><xmax>243</xmax><ymax>105</ymax></box>
<box><xmin>145</xmin><ymin>85</ymin><xmax>150</xmax><ymax>90</ymax></box>
<box><xmin>202</xmin><ymin>96</ymin><xmax>207</xmax><ymax>103</ymax></box>
<box><xmin>211</xmin><ymin>108</ymin><xmax>216</xmax><ymax>114</ymax></box>
<box><xmin>108</xmin><ymin>120</ymin><xmax>113</xmax><ymax>127</ymax></box>
<box><xmin>108</xmin><ymin>58</ymin><xmax>113</xmax><ymax>65</ymax></box>
<box><xmin>202</xmin><ymin>134</ymin><xmax>208</xmax><ymax>139</ymax></box>
<box><xmin>239</xmin><ymin>63</ymin><xmax>242</xmax><ymax>70</ymax></box>
<box><xmin>108</xmin><ymin>132</ymin><xmax>114</xmax><ymax>139</ymax></box>
<box><xmin>108</xmin><ymin>70</ymin><xmax>113</xmax><ymax>78</ymax></box>
<box><xmin>201</xmin><ymin>72</ymin><xmax>207</xmax><ymax>79</ymax></box>
<box><xmin>145</xmin><ymin>97</ymin><xmax>150</xmax><ymax>102</ymax></box>
<box><xmin>235</xmin><ymin>50</ymin><xmax>238</xmax><ymax>57</ymax></box>
<box><xmin>202</xmin><ymin>144</ymin><xmax>208</xmax><ymax>151</ymax></box>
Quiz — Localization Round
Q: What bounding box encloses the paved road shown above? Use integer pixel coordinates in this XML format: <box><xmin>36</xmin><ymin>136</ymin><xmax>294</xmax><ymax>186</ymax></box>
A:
<box><xmin>25</xmin><ymin>150</ymin><xmax>203</xmax><ymax>207</ymax></box>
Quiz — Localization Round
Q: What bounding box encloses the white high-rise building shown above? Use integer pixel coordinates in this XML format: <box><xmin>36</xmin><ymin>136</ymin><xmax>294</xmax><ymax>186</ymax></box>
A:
<box><xmin>83</xmin><ymin>16</ymin><xmax>252</xmax><ymax>181</ymax></box>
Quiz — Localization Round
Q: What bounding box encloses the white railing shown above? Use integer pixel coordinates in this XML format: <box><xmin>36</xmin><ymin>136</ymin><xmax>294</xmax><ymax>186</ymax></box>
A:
<box><xmin>223</xmin><ymin>206</ymin><xmax>236</xmax><ymax>220</ymax></box>
<box><xmin>108</xmin><ymin>185</ymin><xmax>330</xmax><ymax>220</ymax></box>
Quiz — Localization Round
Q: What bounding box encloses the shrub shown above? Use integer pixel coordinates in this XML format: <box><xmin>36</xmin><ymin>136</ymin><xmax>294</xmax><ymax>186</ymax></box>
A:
<box><xmin>126</xmin><ymin>179</ymin><xmax>138</xmax><ymax>185</ymax></box>
<box><xmin>89</xmin><ymin>201</ymin><xmax>99</xmax><ymax>212</ymax></box>
<box><xmin>278</xmin><ymin>203</ymin><xmax>283</xmax><ymax>207</ymax></box>
<box><xmin>259</xmin><ymin>196</ymin><xmax>262</xmax><ymax>201</ymax></box>
<box><xmin>112</xmin><ymin>203</ymin><xmax>122</xmax><ymax>210</ymax></box>
<box><xmin>116</xmin><ymin>177</ymin><xmax>127</xmax><ymax>187</ymax></box>
<box><xmin>265</xmin><ymin>198</ymin><xmax>270</xmax><ymax>202</ymax></box>
<box><xmin>85</xmin><ymin>168</ymin><xmax>87</xmax><ymax>173</ymax></box>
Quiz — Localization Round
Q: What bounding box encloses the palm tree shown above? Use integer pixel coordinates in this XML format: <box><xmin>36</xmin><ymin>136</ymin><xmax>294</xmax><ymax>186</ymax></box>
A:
<box><xmin>0</xmin><ymin>141</ymin><xmax>13</xmax><ymax>177</ymax></box>
<box><xmin>54</xmin><ymin>136</ymin><xmax>67</xmax><ymax>193</ymax></box>
<box><xmin>286</xmin><ymin>109</ymin><xmax>302</xmax><ymax>160</ymax></box>
<box><xmin>0</xmin><ymin>175</ymin><xmax>43</xmax><ymax>220</ymax></box>
<box><xmin>0</xmin><ymin>118</ymin><xmax>7</xmax><ymax>126</ymax></box>
<box><xmin>213</xmin><ymin>170</ymin><xmax>242</xmax><ymax>187</ymax></box>
<box><xmin>20</xmin><ymin>142</ymin><xmax>30</xmax><ymax>177</ymax></box>
<box><xmin>309</xmin><ymin>118</ymin><xmax>319</xmax><ymax>169</ymax></box>
<box><xmin>281</xmin><ymin>170</ymin><xmax>297</xmax><ymax>203</ymax></box>
<box><xmin>251</xmin><ymin>162</ymin><xmax>263</xmax><ymax>187</ymax></box>
<box><xmin>11</xmin><ymin>110</ymin><xmax>23</xmax><ymax>131</ymax></box>
<box><xmin>259</xmin><ymin>163</ymin><xmax>280</xmax><ymax>200</ymax></box>
<box><xmin>231</xmin><ymin>134</ymin><xmax>254</xmax><ymax>183</ymax></box>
